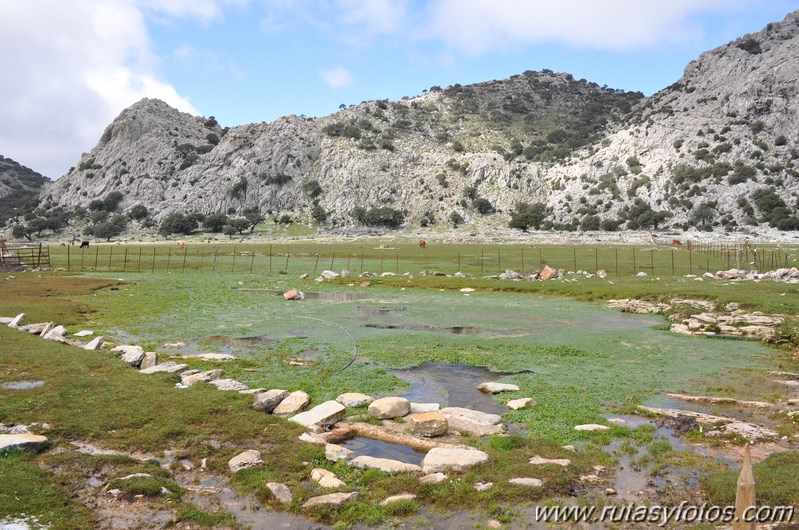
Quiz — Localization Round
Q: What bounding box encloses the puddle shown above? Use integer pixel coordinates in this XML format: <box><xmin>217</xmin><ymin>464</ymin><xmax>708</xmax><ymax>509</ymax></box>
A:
<box><xmin>389</xmin><ymin>363</ymin><xmax>509</xmax><ymax>415</ymax></box>
<box><xmin>1</xmin><ymin>380</ymin><xmax>44</xmax><ymax>390</ymax></box>
<box><xmin>364</xmin><ymin>323</ymin><xmax>479</xmax><ymax>334</ymax></box>
<box><xmin>356</xmin><ymin>305</ymin><xmax>407</xmax><ymax>316</ymax></box>
<box><xmin>343</xmin><ymin>437</ymin><xmax>426</xmax><ymax>466</ymax></box>
<box><xmin>242</xmin><ymin>289</ymin><xmax>372</xmax><ymax>301</ymax></box>
<box><xmin>201</xmin><ymin>334</ymin><xmax>277</xmax><ymax>353</ymax></box>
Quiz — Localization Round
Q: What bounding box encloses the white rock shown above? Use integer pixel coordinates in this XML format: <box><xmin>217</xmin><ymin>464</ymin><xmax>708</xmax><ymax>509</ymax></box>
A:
<box><xmin>289</xmin><ymin>400</ymin><xmax>346</xmax><ymax>430</ymax></box>
<box><xmin>349</xmin><ymin>455</ymin><xmax>422</xmax><ymax>474</ymax></box>
<box><xmin>112</xmin><ymin>345</ymin><xmax>145</xmax><ymax>367</ymax></box>
<box><xmin>509</xmin><ymin>478</ymin><xmax>543</xmax><ymax>487</ymax></box>
<box><xmin>38</xmin><ymin>322</ymin><xmax>54</xmax><ymax>337</ymax></box>
<box><xmin>140</xmin><ymin>352</ymin><xmax>157</xmax><ymax>370</ymax></box>
<box><xmin>380</xmin><ymin>493</ymin><xmax>416</xmax><ymax>506</ymax></box>
<box><xmin>422</xmin><ymin>447</ymin><xmax>489</xmax><ymax>474</ymax></box>
<box><xmin>73</xmin><ymin>330</ymin><xmax>93</xmax><ymax>337</ymax></box>
<box><xmin>335</xmin><ymin>392</ymin><xmax>374</xmax><ymax>408</ymax></box>
<box><xmin>180</xmin><ymin>369</ymin><xmax>223</xmax><ymax>386</ymax></box>
<box><xmin>325</xmin><ymin>444</ymin><xmax>354</xmax><ymax>462</ymax></box>
<box><xmin>266</xmin><ymin>482</ymin><xmax>293</xmax><ymax>505</ymax></box>
<box><xmin>311</xmin><ymin>468</ymin><xmax>346</xmax><ymax>488</ymax></box>
<box><xmin>368</xmin><ymin>397</ymin><xmax>410</xmax><ymax>419</ymax></box>
<box><xmin>477</xmin><ymin>382</ymin><xmax>520</xmax><ymax>394</ymax></box>
<box><xmin>139</xmin><ymin>362</ymin><xmax>188</xmax><ymax>374</ymax></box>
<box><xmin>43</xmin><ymin>325</ymin><xmax>68</xmax><ymax>342</ymax></box>
<box><xmin>474</xmin><ymin>482</ymin><xmax>493</xmax><ymax>491</ymax></box>
<box><xmin>301</xmin><ymin>492</ymin><xmax>359</xmax><ymax>509</ymax></box>
<box><xmin>529</xmin><ymin>455</ymin><xmax>570</xmax><ymax>467</ymax></box>
<box><xmin>0</xmin><ymin>434</ymin><xmax>48</xmax><ymax>453</ymax></box>
<box><xmin>574</xmin><ymin>424</ymin><xmax>610</xmax><ymax>431</ymax></box>
<box><xmin>419</xmin><ymin>472</ymin><xmax>447</xmax><ymax>484</ymax></box>
<box><xmin>7</xmin><ymin>313</ymin><xmax>25</xmax><ymax>328</ymax></box>
<box><xmin>298</xmin><ymin>433</ymin><xmax>326</xmax><ymax>445</ymax></box>
<box><xmin>320</xmin><ymin>270</ymin><xmax>340</xmax><ymax>280</ymax></box>
<box><xmin>252</xmin><ymin>389</ymin><xmax>289</xmax><ymax>413</ymax></box>
<box><xmin>209</xmin><ymin>379</ymin><xmax>249</xmax><ymax>391</ymax></box>
<box><xmin>228</xmin><ymin>450</ymin><xmax>263</xmax><ymax>472</ymax></box>
<box><xmin>272</xmin><ymin>390</ymin><xmax>311</xmax><ymax>415</ymax></box>
<box><xmin>460</xmin><ymin>287</ymin><xmax>476</xmax><ymax>292</ymax></box>
<box><xmin>439</xmin><ymin>407</ymin><xmax>505</xmax><ymax>435</ymax></box>
<box><xmin>83</xmin><ymin>336</ymin><xmax>105</xmax><ymax>350</ymax></box>
<box><xmin>507</xmin><ymin>398</ymin><xmax>535</xmax><ymax>410</ymax></box>
<box><xmin>408</xmin><ymin>412</ymin><xmax>448</xmax><ymax>437</ymax></box>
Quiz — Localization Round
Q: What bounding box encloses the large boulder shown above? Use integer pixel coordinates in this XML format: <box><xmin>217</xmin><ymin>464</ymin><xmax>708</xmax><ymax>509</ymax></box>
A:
<box><xmin>252</xmin><ymin>389</ymin><xmax>289</xmax><ymax>413</ymax></box>
<box><xmin>368</xmin><ymin>397</ymin><xmax>410</xmax><ymax>419</ymax></box>
<box><xmin>272</xmin><ymin>390</ymin><xmax>311</xmax><ymax>415</ymax></box>
<box><xmin>289</xmin><ymin>400</ymin><xmax>346</xmax><ymax>431</ymax></box>
<box><xmin>408</xmin><ymin>412</ymin><xmax>448</xmax><ymax>437</ymax></box>
<box><xmin>112</xmin><ymin>345</ymin><xmax>146</xmax><ymax>367</ymax></box>
<box><xmin>228</xmin><ymin>449</ymin><xmax>263</xmax><ymax>473</ymax></box>
<box><xmin>336</xmin><ymin>392</ymin><xmax>374</xmax><ymax>408</ymax></box>
<box><xmin>0</xmin><ymin>434</ymin><xmax>48</xmax><ymax>453</ymax></box>
<box><xmin>320</xmin><ymin>270</ymin><xmax>340</xmax><ymax>280</ymax></box>
<box><xmin>422</xmin><ymin>447</ymin><xmax>489</xmax><ymax>474</ymax></box>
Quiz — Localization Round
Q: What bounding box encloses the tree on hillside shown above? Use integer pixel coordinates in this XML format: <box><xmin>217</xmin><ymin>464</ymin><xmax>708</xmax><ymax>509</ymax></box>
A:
<box><xmin>508</xmin><ymin>202</ymin><xmax>547</xmax><ymax>231</ymax></box>
<box><xmin>159</xmin><ymin>212</ymin><xmax>200</xmax><ymax>237</ymax></box>
<box><xmin>202</xmin><ymin>213</ymin><xmax>228</xmax><ymax>233</ymax></box>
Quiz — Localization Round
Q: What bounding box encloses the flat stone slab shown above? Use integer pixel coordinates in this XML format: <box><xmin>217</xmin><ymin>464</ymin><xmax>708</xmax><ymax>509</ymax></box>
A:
<box><xmin>440</xmin><ymin>407</ymin><xmax>502</xmax><ymax>425</ymax></box>
<box><xmin>181</xmin><ymin>369</ymin><xmax>223</xmax><ymax>386</ymax></box>
<box><xmin>209</xmin><ymin>379</ymin><xmax>249</xmax><ymax>391</ymax></box>
<box><xmin>509</xmin><ymin>477</ymin><xmax>543</xmax><ymax>487</ymax></box>
<box><xmin>637</xmin><ymin>405</ymin><xmax>734</xmax><ymax>425</ymax></box>
<box><xmin>7</xmin><ymin>313</ymin><xmax>25</xmax><ymax>328</ymax></box>
<box><xmin>336</xmin><ymin>392</ymin><xmax>374</xmax><ymax>408</ymax></box>
<box><xmin>574</xmin><ymin>424</ymin><xmax>610</xmax><ymax>431</ymax></box>
<box><xmin>228</xmin><ymin>449</ymin><xmax>263</xmax><ymax>473</ymax></box>
<box><xmin>171</xmin><ymin>353</ymin><xmax>236</xmax><ymax>361</ymax></box>
<box><xmin>302</xmin><ymin>492</ymin><xmax>359</xmax><ymax>509</ymax></box>
<box><xmin>529</xmin><ymin>455</ymin><xmax>570</xmax><ymax>466</ymax></box>
<box><xmin>266</xmin><ymin>482</ymin><xmax>293</xmax><ymax>505</ymax></box>
<box><xmin>507</xmin><ymin>398</ymin><xmax>535</xmax><ymax>410</ymax></box>
<box><xmin>477</xmin><ymin>382</ymin><xmax>520</xmax><ymax>394</ymax></box>
<box><xmin>368</xmin><ymin>397</ymin><xmax>410</xmax><ymax>419</ymax></box>
<box><xmin>140</xmin><ymin>352</ymin><xmax>157</xmax><ymax>370</ymax></box>
<box><xmin>43</xmin><ymin>325</ymin><xmax>68</xmax><ymax>342</ymax></box>
<box><xmin>139</xmin><ymin>362</ymin><xmax>188</xmax><ymax>374</ymax></box>
<box><xmin>83</xmin><ymin>336</ymin><xmax>105</xmax><ymax>350</ymax></box>
<box><xmin>112</xmin><ymin>345</ymin><xmax>146</xmax><ymax>367</ymax></box>
<box><xmin>349</xmin><ymin>455</ymin><xmax>422</xmax><ymax>474</ymax></box>
<box><xmin>408</xmin><ymin>412</ymin><xmax>448</xmax><ymax>437</ymax></box>
<box><xmin>409</xmin><ymin>402</ymin><xmax>441</xmax><ymax>414</ymax></box>
<box><xmin>422</xmin><ymin>447</ymin><xmax>489</xmax><ymax>474</ymax></box>
<box><xmin>311</xmin><ymin>468</ymin><xmax>346</xmax><ymax>488</ymax></box>
<box><xmin>273</xmin><ymin>390</ymin><xmax>311</xmax><ymax>415</ymax></box>
<box><xmin>252</xmin><ymin>389</ymin><xmax>289</xmax><ymax>413</ymax></box>
<box><xmin>440</xmin><ymin>407</ymin><xmax>505</xmax><ymax>435</ymax></box>
<box><xmin>73</xmin><ymin>330</ymin><xmax>94</xmax><ymax>337</ymax></box>
<box><xmin>290</xmin><ymin>400</ymin><xmax>346</xmax><ymax>430</ymax></box>
<box><xmin>380</xmin><ymin>493</ymin><xmax>416</xmax><ymax>506</ymax></box>
<box><xmin>325</xmin><ymin>444</ymin><xmax>354</xmax><ymax>462</ymax></box>
<box><xmin>0</xmin><ymin>434</ymin><xmax>48</xmax><ymax>453</ymax></box>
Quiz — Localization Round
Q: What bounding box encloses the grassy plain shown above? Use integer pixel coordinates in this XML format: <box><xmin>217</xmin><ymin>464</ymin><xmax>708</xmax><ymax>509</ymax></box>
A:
<box><xmin>2</xmin><ymin>240</ymin><xmax>799</xmax><ymax>528</ymax></box>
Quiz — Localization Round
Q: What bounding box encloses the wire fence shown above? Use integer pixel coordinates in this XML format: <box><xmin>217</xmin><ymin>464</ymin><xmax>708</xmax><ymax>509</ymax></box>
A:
<box><xmin>41</xmin><ymin>241</ymin><xmax>798</xmax><ymax>278</ymax></box>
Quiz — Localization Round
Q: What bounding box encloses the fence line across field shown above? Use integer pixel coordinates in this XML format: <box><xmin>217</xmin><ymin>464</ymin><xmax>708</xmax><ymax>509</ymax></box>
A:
<box><xmin>46</xmin><ymin>241</ymin><xmax>797</xmax><ymax>277</ymax></box>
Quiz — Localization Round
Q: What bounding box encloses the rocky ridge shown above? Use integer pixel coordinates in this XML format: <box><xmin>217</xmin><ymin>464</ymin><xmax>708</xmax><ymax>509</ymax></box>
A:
<box><xmin>37</xmin><ymin>10</ymin><xmax>799</xmax><ymax>234</ymax></box>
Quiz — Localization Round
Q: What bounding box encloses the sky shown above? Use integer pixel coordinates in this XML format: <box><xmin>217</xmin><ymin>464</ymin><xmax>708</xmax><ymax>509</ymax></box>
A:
<box><xmin>1</xmin><ymin>1</ymin><xmax>798</xmax><ymax>180</ymax></box>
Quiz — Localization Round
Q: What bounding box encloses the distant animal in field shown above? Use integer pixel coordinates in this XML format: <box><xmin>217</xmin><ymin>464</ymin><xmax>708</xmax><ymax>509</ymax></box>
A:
<box><xmin>672</xmin><ymin>239</ymin><xmax>682</xmax><ymax>246</ymax></box>
<box><xmin>177</xmin><ymin>241</ymin><xmax>185</xmax><ymax>250</ymax></box>
<box><xmin>80</xmin><ymin>241</ymin><xmax>90</xmax><ymax>249</ymax></box>
<box><xmin>419</xmin><ymin>239</ymin><xmax>426</xmax><ymax>249</ymax></box>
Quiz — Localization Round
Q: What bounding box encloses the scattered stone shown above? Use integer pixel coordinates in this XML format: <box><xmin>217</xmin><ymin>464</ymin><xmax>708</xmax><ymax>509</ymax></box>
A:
<box><xmin>283</xmin><ymin>289</ymin><xmax>304</xmax><ymax>300</ymax></box>
<box><xmin>163</xmin><ymin>341</ymin><xmax>187</xmax><ymax>348</ymax></box>
<box><xmin>252</xmin><ymin>389</ymin><xmax>290</xmax><ymax>413</ymax></box>
<box><xmin>419</xmin><ymin>472</ymin><xmax>447</xmax><ymax>484</ymax></box>
<box><xmin>7</xmin><ymin>313</ymin><xmax>25</xmax><ymax>328</ymax></box>
<box><xmin>529</xmin><ymin>455</ymin><xmax>570</xmax><ymax>467</ymax></box>
<box><xmin>637</xmin><ymin>405</ymin><xmax>733</xmax><ymax>425</ymax></box>
<box><xmin>320</xmin><ymin>270</ymin><xmax>340</xmax><ymax>280</ymax></box>
<box><xmin>273</xmin><ymin>390</ymin><xmax>311</xmax><ymax>415</ymax></box>
<box><xmin>408</xmin><ymin>412</ymin><xmax>448</xmax><ymax>437</ymax></box>
<box><xmin>209</xmin><ymin>379</ymin><xmax>249</xmax><ymax>391</ymax></box>
<box><xmin>706</xmin><ymin>421</ymin><xmax>779</xmax><ymax>443</ymax></box>
<box><xmin>171</xmin><ymin>353</ymin><xmax>235</xmax><ymax>361</ymax></box>
<box><xmin>506</xmin><ymin>398</ymin><xmax>535</xmax><ymax>410</ymax></box>
<box><xmin>409</xmin><ymin>402</ymin><xmax>440</xmax><ymax>414</ymax></box>
<box><xmin>266</xmin><ymin>482</ymin><xmax>293</xmax><ymax>505</ymax></box>
<box><xmin>574</xmin><ymin>424</ymin><xmax>610</xmax><ymax>431</ymax></box>
<box><xmin>290</xmin><ymin>400</ymin><xmax>346</xmax><ymax>431</ymax></box>
<box><xmin>38</xmin><ymin>322</ymin><xmax>54</xmax><ymax>337</ymax></box>
<box><xmin>311</xmin><ymin>468</ymin><xmax>346</xmax><ymax>488</ymax></box>
<box><xmin>349</xmin><ymin>455</ymin><xmax>422</xmax><ymax>474</ymax></box>
<box><xmin>139</xmin><ymin>362</ymin><xmax>188</xmax><ymax>374</ymax></box>
<box><xmin>112</xmin><ymin>345</ymin><xmax>146</xmax><ymax>367</ymax></box>
<box><xmin>368</xmin><ymin>397</ymin><xmax>410</xmax><ymax>419</ymax></box>
<box><xmin>24</xmin><ymin>322</ymin><xmax>49</xmax><ymax>334</ymax></box>
<box><xmin>336</xmin><ymin>392</ymin><xmax>374</xmax><ymax>408</ymax></box>
<box><xmin>140</xmin><ymin>352</ymin><xmax>157</xmax><ymax>370</ymax></box>
<box><xmin>83</xmin><ymin>336</ymin><xmax>105</xmax><ymax>350</ymax></box>
<box><xmin>0</xmin><ymin>317</ymin><xmax>12</xmax><ymax>325</ymax></box>
<box><xmin>318</xmin><ymin>427</ymin><xmax>354</xmax><ymax>444</ymax></box>
<box><xmin>635</xmin><ymin>271</ymin><xmax>648</xmax><ymax>277</ymax></box>
<box><xmin>665</xmin><ymin>392</ymin><xmax>774</xmax><ymax>409</ymax></box>
<box><xmin>440</xmin><ymin>407</ymin><xmax>505</xmax><ymax>435</ymax></box>
<box><xmin>509</xmin><ymin>477</ymin><xmax>543</xmax><ymax>487</ymax></box>
<box><xmin>298</xmin><ymin>433</ymin><xmax>326</xmax><ymax>445</ymax></box>
<box><xmin>597</xmin><ymin>269</ymin><xmax>607</xmax><ymax>279</ymax></box>
<box><xmin>538</xmin><ymin>266</ymin><xmax>557</xmax><ymax>281</ymax></box>
<box><xmin>460</xmin><ymin>287</ymin><xmax>476</xmax><ymax>292</ymax></box>
<box><xmin>562</xmin><ymin>445</ymin><xmax>576</xmax><ymax>452</ymax></box>
<box><xmin>474</xmin><ymin>482</ymin><xmax>493</xmax><ymax>491</ymax></box>
<box><xmin>43</xmin><ymin>325</ymin><xmax>68</xmax><ymax>342</ymax></box>
<box><xmin>0</xmin><ymin>434</ymin><xmax>48</xmax><ymax>453</ymax></box>
<box><xmin>73</xmin><ymin>330</ymin><xmax>93</xmax><ymax>337</ymax></box>
<box><xmin>180</xmin><ymin>369</ymin><xmax>223</xmax><ymax>386</ymax></box>
<box><xmin>477</xmin><ymin>382</ymin><xmax>519</xmax><ymax>394</ymax></box>
<box><xmin>228</xmin><ymin>450</ymin><xmax>263</xmax><ymax>473</ymax></box>
<box><xmin>301</xmin><ymin>492</ymin><xmax>359</xmax><ymax>509</ymax></box>
<box><xmin>380</xmin><ymin>493</ymin><xmax>416</xmax><ymax>506</ymax></box>
<box><xmin>325</xmin><ymin>444</ymin><xmax>354</xmax><ymax>462</ymax></box>
<box><xmin>299</xmin><ymin>273</ymin><xmax>310</xmax><ymax>280</ymax></box>
<box><xmin>422</xmin><ymin>447</ymin><xmax>489</xmax><ymax>474</ymax></box>
<box><xmin>499</xmin><ymin>269</ymin><xmax>523</xmax><ymax>280</ymax></box>
<box><xmin>605</xmin><ymin>488</ymin><xmax>617</xmax><ymax>496</ymax></box>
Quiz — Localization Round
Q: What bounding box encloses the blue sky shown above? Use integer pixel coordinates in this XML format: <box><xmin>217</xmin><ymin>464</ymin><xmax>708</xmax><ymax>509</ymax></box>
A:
<box><xmin>1</xmin><ymin>1</ymin><xmax>798</xmax><ymax>179</ymax></box>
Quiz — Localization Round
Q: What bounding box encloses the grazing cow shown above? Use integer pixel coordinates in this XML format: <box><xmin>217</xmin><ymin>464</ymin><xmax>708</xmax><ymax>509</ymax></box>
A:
<box><xmin>419</xmin><ymin>239</ymin><xmax>426</xmax><ymax>249</ymax></box>
<box><xmin>80</xmin><ymin>241</ymin><xmax>90</xmax><ymax>249</ymax></box>
<box><xmin>672</xmin><ymin>239</ymin><xmax>682</xmax><ymax>246</ymax></box>
<box><xmin>177</xmin><ymin>240</ymin><xmax>186</xmax><ymax>250</ymax></box>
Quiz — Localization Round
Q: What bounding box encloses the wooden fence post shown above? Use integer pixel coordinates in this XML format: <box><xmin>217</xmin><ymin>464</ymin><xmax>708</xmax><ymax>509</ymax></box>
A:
<box><xmin>183</xmin><ymin>248</ymin><xmax>188</xmax><ymax>272</ymax></box>
<box><xmin>137</xmin><ymin>247</ymin><xmax>142</xmax><ymax>272</ymax></box>
<box><xmin>152</xmin><ymin>248</ymin><xmax>156</xmax><ymax>272</ymax></box>
<box><xmin>232</xmin><ymin>246</ymin><xmax>236</xmax><ymax>272</ymax></box>
<box><xmin>67</xmin><ymin>245</ymin><xmax>70</xmax><ymax>271</ymax></box>
<box><xmin>733</xmin><ymin>444</ymin><xmax>756</xmax><ymax>530</ymax></box>
<box><xmin>108</xmin><ymin>246</ymin><xmax>113</xmax><ymax>271</ymax></box>
<box><xmin>122</xmin><ymin>248</ymin><xmax>128</xmax><ymax>272</ymax></box>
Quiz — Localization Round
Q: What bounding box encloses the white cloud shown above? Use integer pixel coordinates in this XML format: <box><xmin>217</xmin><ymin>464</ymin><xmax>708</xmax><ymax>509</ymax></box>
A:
<box><xmin>0</xmin><ymin>0</ymin><xmax>232</xmax><ymax>180</ymax></box>
<box><xmin>319</xmin><ymin>66</ymin><xmax>354</xmax><ymax>89</ymax></box>
<box><xmin>426</xmin><ymin>0</ymin><xmax>734</xmax><ymax>54</ymax></box>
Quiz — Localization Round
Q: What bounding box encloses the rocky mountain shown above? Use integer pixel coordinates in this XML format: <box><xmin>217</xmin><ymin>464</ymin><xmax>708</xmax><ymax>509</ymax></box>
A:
<box><xmin>41</xmin><ymin>9</ymin><xmax>799</xmax><ymax>233</ymax></box>
<box><xmin>0</xmin><ymin>155</ymin><xmax>49</xmax><ymax>226</ymax></box>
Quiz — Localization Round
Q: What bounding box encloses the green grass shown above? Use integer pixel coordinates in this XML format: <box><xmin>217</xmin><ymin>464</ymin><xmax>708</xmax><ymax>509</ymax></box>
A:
<box><xmin>704</xmin><ymin>451</ymin><xmax>799</xmax><ymax>506</ymax></box>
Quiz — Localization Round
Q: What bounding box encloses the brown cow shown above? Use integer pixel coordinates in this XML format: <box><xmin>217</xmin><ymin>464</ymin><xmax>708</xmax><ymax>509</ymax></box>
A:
<box><xmin>419</xmin><ymin>239</ymin><xmax>426</xmax><ymax>249</ymax></box>
<box><xmin>672</xmin><ymin>239</ymin><xmax>682</xmax><ymax>246</ymax></box>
